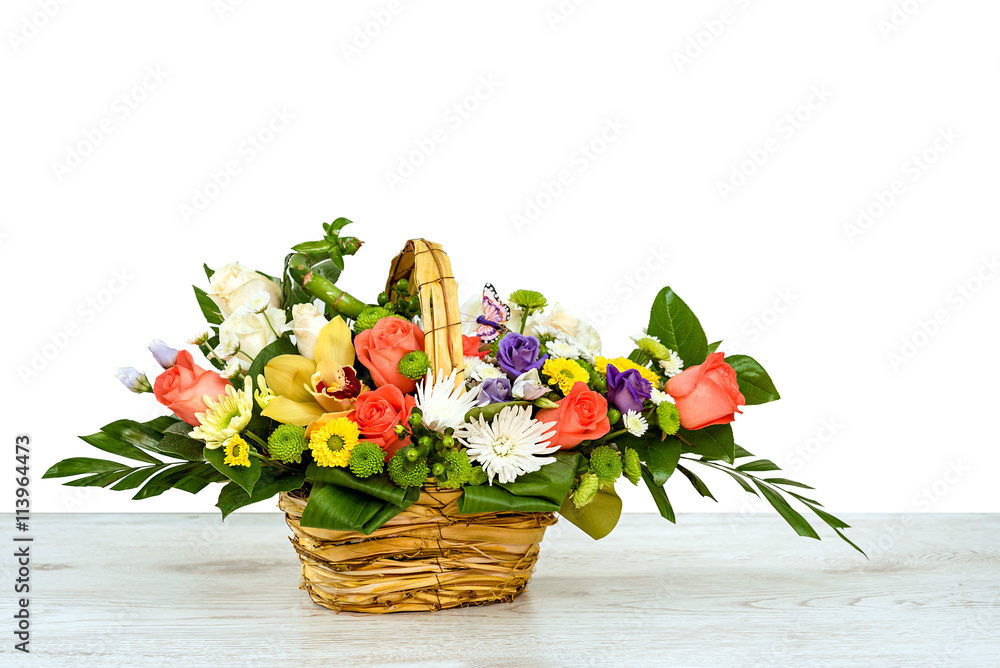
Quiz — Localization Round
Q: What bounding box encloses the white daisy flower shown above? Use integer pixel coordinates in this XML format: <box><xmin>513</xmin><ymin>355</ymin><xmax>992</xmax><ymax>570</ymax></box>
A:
<box><xmin>658</xmin><ymin>349</ymin><xmax>684</xmax><ymax>377</ymax></box>
<box><xmin>190</xmin><ymin>377</ymin><xmax>253</xmax><ymax>448</ymax></box>
<box><xmin>416</xmin><ymin>369</ymin><xmax>480</xmax><ymax>433</ymax></box>
<box><xmin>214</xmin><ymin>335</ymin><xmax>239</xmax><ymax>361</ymax></box>
<box><xmin>187</xmin><ymin>327</ymin><xmax>213</xmax><ymax>346</ymax></box>
<box><xmin>245</xmin><ymin>291</ymin><xmax>272</xmax><ymax>314</ymax></box>
<box><xmin>222</xmin><ymin>358</ymin><xmax>242</xmax><ymax>379</ymax></box>
<box><xmin>623</xmin><ymin>410</ymin><xmax>649</xmax><ymax>437</ymax></box>
<box><xmin>650</xmin><ymin>388</ymin><xmax>674</xmax><ymax>405</ymax></box>
<box><xmin>457</xmin><ymin>405</ymin><xmax>559</xmax><ymax>484</ymax></box>
<box><xmin>468</xmin><ymin>359</ymin><xmax>504</xmax><ymax>382</ymax></box>
<box><xmin>547</xmin><ymin>340</ymin><xmax>580</xmax><ymax>359</ymax></box>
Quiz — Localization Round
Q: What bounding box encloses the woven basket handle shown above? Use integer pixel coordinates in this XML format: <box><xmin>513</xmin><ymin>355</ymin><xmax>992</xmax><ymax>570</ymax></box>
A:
<box><xmin>386</xmin><ymin>239</ymin><xmax>465</xmax><ymax>387</ymax></box>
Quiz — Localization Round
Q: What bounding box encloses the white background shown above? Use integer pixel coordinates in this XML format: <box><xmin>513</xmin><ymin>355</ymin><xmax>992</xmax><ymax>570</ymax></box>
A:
<box><xmin>3</xmin><ymin>1</ymin><xmax>998</xmax><ymax>516</ymax></box>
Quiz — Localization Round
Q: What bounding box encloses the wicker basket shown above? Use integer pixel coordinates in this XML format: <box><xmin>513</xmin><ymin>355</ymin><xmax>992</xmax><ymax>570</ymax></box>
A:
<box><xmin>279</xmin><ymin>239</ymin><xmax>556</xmax><ymax>613</ymax></box>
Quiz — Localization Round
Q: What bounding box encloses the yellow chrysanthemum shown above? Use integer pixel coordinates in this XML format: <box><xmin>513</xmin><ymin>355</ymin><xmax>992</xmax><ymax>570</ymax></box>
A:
<box><xmin>594</xmin><ymin>356</ymin><xmax>662</xmax><ymax>387</ymax></box>
<box><xmin>191</xmin><ymin>377</ymin><xmax>253</xmax><ymax>449</ymax></box>
<box><xmin>542</xmin><ymin>357</ymin><xmax>590</xmax><ymax>394</ymax></box>
<box><xmin>309</xmin><ymin>416</ymin><xmax>360</xmax><ymax>467</ymax></box>
<box><xmin>223</xmin><ymin>435</ymin><xmax>252</xmax><ymax>467</ymax></box>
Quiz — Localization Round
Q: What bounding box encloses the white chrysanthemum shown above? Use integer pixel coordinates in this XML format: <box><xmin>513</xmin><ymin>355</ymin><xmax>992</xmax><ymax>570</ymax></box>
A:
<box><xmin>222</xmin><ymin>359</ymin><xmax>242</xmax><ymax>379</ymax></box>
<box><xmin>187</xmin><ymin>327</ymin><xmax>212</xmax><ymax>346</ymax></box>
<box><xmin>191</xmin><ymin>377</ymin><xmax>253</xmax><ymax>448</ymax></box>
<box><xmin>416</xmin><ymin>369</ymin><xmax>480</xmax><ymax>433</ymax></box>
<box><xmin>214</xmin><ymin>335</ymin><xmax>239</xmax><ymax>361</ymax></box>
<box><xmin>246</xmin><ymin>291</ymin><xmax>272</xmax><ymax>314</ymax></box>
<box><xmin>547</xmin><ymin>340</ymin><xmax>580</xmax><ymax>359</ymax></box>
<box><xmin>658</xmin><ymin>349</ymin><xmax>684</xmax><ymax>377</ymax></box>
<box><xmin>650</xmin><ymin>388</ymin><xmax>674</xmax><ymax>405</ymax></box>
<box><xmin>623</xmin><ymin>410</ymin><xmax>648</xmax><ymax>437</ymax></box>
<box><xmin>467</xmin><ymin>358</ymin><xmax>504</xmax><ymax>382</ymax></box>
<box><xmin>458</xmin><ymin>405</ymin><xmax>559</xmax><ymax>484</ymax></box>
<box><xmin>528</xmin><ymin>324</ymin><xmax>562</xmax><ymax>340</ymax></box>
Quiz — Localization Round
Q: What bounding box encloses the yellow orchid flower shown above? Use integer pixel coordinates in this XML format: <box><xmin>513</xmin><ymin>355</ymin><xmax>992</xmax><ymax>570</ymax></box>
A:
<box><xmin>262</xmin><ymin>317</ymin><xmax>365</xmax><ymax>427</ymax></box>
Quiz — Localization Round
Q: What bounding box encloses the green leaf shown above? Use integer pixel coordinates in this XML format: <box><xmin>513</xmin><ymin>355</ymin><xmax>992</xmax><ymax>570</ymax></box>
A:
<box><xmin>310</xmin><ymin>257</ymin><xmax>343</xmax><ymax>286</ymax></box>
<box><xmin>193</xmin><ymin>285</ymin><xmax>224</xmax><ymax>326</ymax></box>
<box><xmin>110</xmin><ymin>465</ymin><xmax>167</xmax><ymax>491</ymax></box>
<box><xmin>151</xmin><ymin>433</ymin><xmax>205</xmax><ymax>461</ymax></box>
<box><xmin>641</xmin><ymin>466</ymin><xmax>675</xmax><ymax>523</ymax></box>
<box><xmin>306</xmin><ymin>465</ymin><xmax>417</xmax><ymax>509</ymax></box>
<box><xmin>291</xmin><ymin>240</ymin><xmax>330</xmax><ymax>253</ymax></box>
<box><xmin>678</xmin><ymin>424</ymin><xmax>735</xmax><ymax>463</ymax></box>
<box><xmin>216</xmin><ymin>469</ymin><xmax>306</xmax><ymax>519</ymax></box>
<box><xmin>798</xmin><ymin>500</ymin><xmax>867</xmax><ymax>556</ymax></box>
<box><xmin>725</xmin><ymin>354</ymin><xmax>780</xmax><ymax>405</ymax></box>
<box><xmin>100</xmin><ymin>419</ymin><xmax>165</xmax><ymax>450</ymax></box>
<box><xmin>736</xmin><ymin>459</ymin><xmax>781</xmax><ymax>472</ymax></box>
<box><xmin>204</xmin><ymin>446</ymin><xmax>262</xmax><ymax>496</ymax></box>
<box><xmin>43</xmin><ymin>457</ymin><xmax>131</xmax><ymax>478</ymax></box>
<box><xmin>245</xmin><ymin>337</ymin><xmax>297</xmax><ymax>438</ymax></box>
<box><xmin>712</xmin><ymin>465</ymin><xmax>759</xmax><ymax>495</ymax></box>
<box><xmin>78</xmin><ymin>431</ymin><xmax>162</xmax><ymax>465</ymax></box>
<box><xmin>646</xmin><ymin>287</ymin><xmax>709</xmax><ymax>368</ymax></box>
<box><xmin>707</xmin><ymin>340</ymin><xmax>722</xmax><ymax>354</ymax></box>
<box><xmin>458</xmin><ymin>485</ymin><xmax>562</xmax><ymax>513</ymax></box>
<box><xmin>203</xmin><ymin>263</ymin><xmax>215</xmax><ymax>280</ymax></box>
<box><xmin>754</xmin><ymin>481</ymin><xmax>820</xmax><ymax>540</ymax></box>
<box><xmin>647</xmin><ymin>436</ymin><xmax>682</xmax><ymax>486</ymax></box>
<box><xmin>299</xmin><ymin>483</ymin><xmax>408</xmax><ymax>534</ymax></box>
<box><xmin>465</xmin><ymin>401</ymin><xmax>531</xmax><ymax>423</ymax></box>
<box><xmin>676</xmin><ymin>464</ymin><xmax>717</xmax><ymax>501</ymax></box>
<box><xmin>734</xmin><ymin>444</ymin><xmax>755</xmax><ymax>459</ymax></box>
<box><xmin>558</xmin><ymin>487</ymin><xmax>622</xmax><ymax>540</ymax></box>
<box><xmin>497</xmin><ymin>452</ymin><xmax>580</xmax><ymax>506</ymax></box>
<box><xmin>63</xmin><ymin>469</ymin><xmax>133</xmax><ymax>487</ymax></box>
<box><xmin>132</xmin><ymin>462</ymin><xmax>205</xmax><ymax>500</ymax></box>
<box><xmin>764</xmin><ymin>477</ymin><xmax>815</xmax><ymax>490</ymax></box>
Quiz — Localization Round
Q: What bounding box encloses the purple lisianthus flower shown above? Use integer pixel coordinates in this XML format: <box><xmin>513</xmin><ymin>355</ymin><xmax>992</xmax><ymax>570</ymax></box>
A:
<box><xmin>497</xmin><ymin>333</ymin><xmax>547</xmax><ymax>377</ymax></box>
<box><xmin>477</xmin><ymin>377</ymin><xmax>513</xmax><ymax>407</ymax></box>
<box><xmin>605</xmin><ymin>364</ymin><xmax>652</xmax><ymax>414</ymax></box>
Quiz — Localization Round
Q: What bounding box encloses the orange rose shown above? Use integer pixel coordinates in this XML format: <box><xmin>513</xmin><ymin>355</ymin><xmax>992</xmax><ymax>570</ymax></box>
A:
<box><xmin>355</xmin><ymin>317</ymin><xmax>425</xmax><ymax>394</ymax></box>
<box><xmin>153</xmin><ymin>350</ymin><xmax>231</xmax><ymax>426</ymax></box>
<box><xmin>349</xmin><ymin>385</ymin><xmax>417</xmax><ymax>458</ymax></box>
<box><xmin>665</xmin><ymin>352</ymin><xmax>745</xmax><ymax>430</ymax></box>
<box><xmin>536</xmin><ymin>382</ymin><xmax>610</xmax><ymax>450</ymax></box>
<box><xmin>463</xmin><ymin>335</ymin><xmax>488</xmax><ymax>360</ymax></box>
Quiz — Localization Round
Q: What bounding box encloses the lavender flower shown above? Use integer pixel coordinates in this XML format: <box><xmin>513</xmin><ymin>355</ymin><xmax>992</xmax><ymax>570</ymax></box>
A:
<box><xmin>496</xmin><ymin>333</ymin><xmax>547</xmax><ymax>377</ymax></box>
<box><xmin>116</xmin><ymin>367</ymin><xmax>152</xmax><ymax>393</ymax></box>
<box><xmin>605</xmin><ymin>364</ymin><xmax>652</xmax><ymax>414</ymax></box>
<box><xmin>148</xmin><ymin>339</ymin><xmax>178</xmax><ymax>369</ymax></box>
<box><xmin>477</xmin><ymin>377</ymin><xmax>513</xmax><ymax>407</ymax></box>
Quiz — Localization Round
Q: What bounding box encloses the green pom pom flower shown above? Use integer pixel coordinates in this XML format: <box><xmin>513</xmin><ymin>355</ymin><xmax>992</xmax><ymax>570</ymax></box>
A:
<box><xmin>436</xmin><ymin>449</ymin><xmax>473</xmax><ymax>489</ymax></box>
<box><xmin>572</xmin><ymin>473</ymin><xmax>599</xmax><ymax>508</ymax></box>
<box><xmin>656</xmin><ymin>402</ymin><xmax>681</xmax><ymax>436</ymax></box>
<box><xmin>623</xmin><ymin>448</ymin><xmax>641</xmax><ymax>485</ymax></box>
<box><xmin>388</xmin><ymin>451</ymin><xmax>429</xmax><ymax>488</ymax></box>
<box><xmin>397</xmin><ymin>351</ymin><xmax>431</xmax><ymax>380</ymax></box>
<box><xmin>348</xmin><ymin>442</ymin><xmax>386</xmax><ymax>478</ymax></box>
<box><xmin>588</xmin><ymin>445</ymin><xmax>623</xmax><ymax>483</ymax></box>
<box><xmin>467</xmin><ymin>466</ymin><xmax>488</xmax><ymax>486</ymax></box>
<box><xmin>353</xmin><ymin>307</ymin><xmax>396</xmax><ymax>333</ymax></box>
<box><xmin>267</xmin><ymin>424</ymin><xmax>308</xmax><ymax>464</ymax></box>
<box><xmin>508</xmin><ymin>289</ymin><xmax>548</xmax><ymax>312</ymax></box>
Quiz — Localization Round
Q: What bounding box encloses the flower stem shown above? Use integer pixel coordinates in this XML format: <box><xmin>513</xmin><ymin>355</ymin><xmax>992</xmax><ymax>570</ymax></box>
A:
<box><xmin>287</xmin><ymin>255</ymin><xmax>367</xmax><ymax>319</ymax></box>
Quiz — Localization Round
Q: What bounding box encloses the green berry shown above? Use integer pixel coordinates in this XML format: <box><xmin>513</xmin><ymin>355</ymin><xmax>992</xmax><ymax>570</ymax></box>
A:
<box><xmin>353</xmin><ymin>307</ymin><xmax>395</xmax><ymax>333</ymax></box>
<box><xmin>431</xmin><ymin>462</ymin><xmax>445</xmax><ymax>477</ymax></box>
<box><xmin>442</xmin><ymin>435</ymin><xmax>454</xmax><ymax>448</ymax></box>
<box><xmin>395</xmin><ymin>278</ymin><xmax>409</xmax><ymax>293</ymax></box>
<box><xmin>589</xmin><ymin>445</ymin><xmax>623</xmax><ymax>483</ymax></box>
<box><xmin>388</xmin><ymin>452</ymin><xmax>429</xmax><ymax>488</ymax></box>
<box><xmin>656</xmin><ymin>402</ymin><xmax>680</xmax><ymax>436</ymax></box>
<box><xmin>266</xmin><ymin>424</ymin><xmax>308</xmax><ymax>464</ymax></box>
<box><xmin>398</xmin><ymin>351</ymin><xmax>431</xmax><ymax>380</ymax></box>
<box><xmin>418</xmin><ymin>435</ymin><xmax>433</xmax><ymax>449</ymax></box>
<box><xmin>572</xmin><ymin>473</ymin><xmax>599</xmax><ymax>508</ymax></box>
<box><xmin>404</xmin><ymin>446</ymin><xmax>419</xmax><ymax>462</ymax></box>
<box><xmin>377</xmin><ymin>292</ymin><xmax>390</xmax><ymax>306</ymax></box>
<box><xmin>606</xmin><ymin>408</ymin><xmax>621</xmax><ymax>425</ymax></box>
<box><xmin>348</xmin><ymin>442</ymin><xmax>386</xmax><ymax>478</ymax></box>
<box><xmin>408</xmin><ymin>295</ymin><xmax>421</xmax><ymax>312</ymax></box>
<box><xmin>623</xmin><ymin>448</ymin><xmax>641</xmax><ymax>485</ymax></box>
<box><xmin>408</xmin><ymin>412</ymin><xmax>423</xmax><ymax>428</ymax></box>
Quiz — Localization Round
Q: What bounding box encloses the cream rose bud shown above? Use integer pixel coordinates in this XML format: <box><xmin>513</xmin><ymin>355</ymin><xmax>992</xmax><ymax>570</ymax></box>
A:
<box><xmin>527</xmin><ymin>304</ymin><xmax>602</xmax><ymax>357</ymax></box>
<box><xmin>207</xmin><ymin>262</ymin><xmax>282</xmax><ymax>318</ymax></box>
<box><xmin>220</xmin><ymin>306</ymin><xmax>287</xmax><ymax>370</ymax></box>
<box><xmin>512</xmin><ymin>368</ymin><xmax>549</xmax><ymax>400</ymax></box>
<box><xmin>290</xmin><ymin>303</ymin><xmax>329</xmax><ymax>360</ymax></box>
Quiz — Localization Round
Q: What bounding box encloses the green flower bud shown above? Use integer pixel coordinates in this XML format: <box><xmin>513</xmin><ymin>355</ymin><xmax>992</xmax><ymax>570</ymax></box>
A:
<box><xmin>353</xmin><ymin>306</ymin><xmax>396</xmax><ymax>333</ymax></box>
<box><xmin>266</xmin><ymin>424</ymin><xmax>308</xmax><ymax>464</ymax></box>
<box><xmin>589</xmin><ymin>445</ymin><xmax>623</xmax><ymax>483</ymax></box>
<box><xmin>656</xmin><ymin>402</ymin><xmax>681</xmax><ymax>436</ymax></box>
<box><xmin>398</xmin><ymin>351</ymin><xmax>431</xmax><ymax>380</ymax></box>
<box><xmin>348</xmin><ymin>442</ymin><xmax>386</xmax><ymax>478</ymax></box>
<box><xmin>572</xmin><ymin>473</ymin><xmax>600</xmax><ymax>508</ymax></box>
<box><xmin>623</xmin><ymin>448</ymin><xmax>641</xmax><ymax>485</ymax></box>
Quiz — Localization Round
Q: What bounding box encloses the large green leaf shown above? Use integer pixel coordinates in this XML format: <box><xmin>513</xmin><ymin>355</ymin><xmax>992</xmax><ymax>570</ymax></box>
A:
<box><xmin>646</xmin><ymin>287</ymin><xmax>708</xmax><ymax>368</ymax></box>
<box><xmin>43</xmin><ymin>457</ymin><xmax>131</xmax><ymax>478</ymax></box>
<box><xmin>676</xmin><ymin>464</ymin><xmax>717</xmax><ymax>501</ymax></box>
<box><xmin>216</xmin><ymin>469</ymin><xmax>305</xmax><ymax>519</ymax></box>
<box><xmin>647</xmin><ymin>436</ymin><xmax>682</xmax><ymax>485</ymax></box>
<box><xmin>458</xmin><ymin>485</ymin><xmax>562</xmax><ymax>513</ymax></box>
<box><xmin>725</xmin><ymin>354</ymin><xmax>780</xmax><ymax>405</ymax></box>
<box><xmin>204</xmin><ymin>446</ymin><xmax>262</xmax><ymax>496</ymax></box>
<box><xmin>79</xmin><ymin>431</ymin><xmax>162</xmax><ymax>465</ymax></box>
<box><xmin>193</xmin><ymin>285</ymin><xmax>224</xmax><ymax>325</ymax></box>
<box><xmin>558</xmin><ymin>486</ymin><xmax>622</xmax><ymax>540</ymax></box>
<box><xmin>496</xmin><ymin>451</ymin><xmax>581</xmax><ymax>506</ymax></box>
<box><xmin>305</xmin><ymin>465</ymin><xmax>417</xmax><ymax>509</ymax></box>
<box><xmin>641</xmin><ymin>467</ymin><xmax>675</xmax><ymax>523</ymax></box>
<box><xmin>132</xmin><ymin>462</ymin><xmax>205</xmax><ymax>500</ymax></box>
<box><xmin>737</xmin><ymin>459</ymin><xmax>781</xmax><ymax>472</ymax></box>
<box><xmin>299</xmin><ymin>483</ymin><xmax>408</xmax><ymax>534</ymax></box>
<box><xmin>62</xmin><ymin>469</ymin><xmax>133</xmax><ymax>488</ymax></box>
<box><xmin>110</xmin><ymin>465</ymin><xmax>167</xmax><ymax>491</ymax></box>
<box><xmin>677</xmin><ymin>424</ymin><xmax>735</xmax><ymax>463</ymax></box>
<box><xmin>151</xmin><ymin>433</ymin><xmax>205</xmax><ymax>461</ymax></box>
<box><xmin>753</xmin><ymin>481</ymin><xmax>820</xmax><ymax>540</ymax></box>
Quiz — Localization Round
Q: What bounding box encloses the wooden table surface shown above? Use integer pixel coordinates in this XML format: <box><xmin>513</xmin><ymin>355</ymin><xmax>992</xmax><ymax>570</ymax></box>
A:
<box><xmin>6</xmin><ymin>513</ymin><xmax>998</xmax><ymax>667</ymax></box>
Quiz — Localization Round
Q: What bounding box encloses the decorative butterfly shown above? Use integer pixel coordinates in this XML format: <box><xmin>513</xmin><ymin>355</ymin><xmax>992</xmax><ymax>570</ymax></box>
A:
<box><xmin>464</xmin><ymin>283</ymin><xmax>510</xmax><ymax>343</ymax></box>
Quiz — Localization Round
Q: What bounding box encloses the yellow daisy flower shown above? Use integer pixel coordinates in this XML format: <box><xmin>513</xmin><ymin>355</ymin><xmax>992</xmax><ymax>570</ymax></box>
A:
<box><xmin>594</xmin><ymin>356</ymin><xmax>662</xmax><ymax>387</ymax></box>
<box><xmin>542</xmin><ymin>357</ymin><xmax>590</xmax><ymax>394</ymax></box>
<box><xmin>309</xmin><ymin>416</ymin><xmax>360</xmax><ymax>467</ymax></box>
<box><xmin>223</xmin><ymin>435</ymin><xmax>252</xmax><ymax>467</ymax></box>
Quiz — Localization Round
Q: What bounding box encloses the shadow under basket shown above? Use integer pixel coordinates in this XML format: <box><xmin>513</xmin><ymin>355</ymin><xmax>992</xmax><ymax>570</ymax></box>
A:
<box><xmin>278</xmin><ymin>489</ymin><xmax>557</xmax><ymax>613</ymax></box>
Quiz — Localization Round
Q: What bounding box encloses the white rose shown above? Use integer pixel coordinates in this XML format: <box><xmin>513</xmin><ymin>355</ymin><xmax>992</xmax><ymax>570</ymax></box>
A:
<box><xmin>526</xmin><ymin>304</ymin><xmax>602</xmax><ymax>357</ymax></box>
<box><xmin>220</xmin><ymin>306</ymin><xmax>287</xmax><ymax>370</ymax></box>
<box><xmin>290</xmin><ymin>303</ymin><xmax>328</xmax><ymax>360</ymax></box>
<box><xmin>208</xmin><ymin>262</ymin><xmax>282</xmax><ymax>318</ymax></box>
<box><xmin>512</xmin><ymin>368</ymin><xmax>549</xmax><ymax>400</ymax></box>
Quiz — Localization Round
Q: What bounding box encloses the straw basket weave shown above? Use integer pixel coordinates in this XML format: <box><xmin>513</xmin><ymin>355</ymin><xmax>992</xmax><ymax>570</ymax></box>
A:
<box><xmin>279</xmin><ymin>239</ymin><xmax>557</xmax><ymax>613</ymax></box>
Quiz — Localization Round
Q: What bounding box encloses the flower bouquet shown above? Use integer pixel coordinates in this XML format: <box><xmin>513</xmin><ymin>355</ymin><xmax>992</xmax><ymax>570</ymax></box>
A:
<box><xmin>46</xmin><ymin>219</ymin><xmax>860</xmax><ymax>613</ymax></box>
